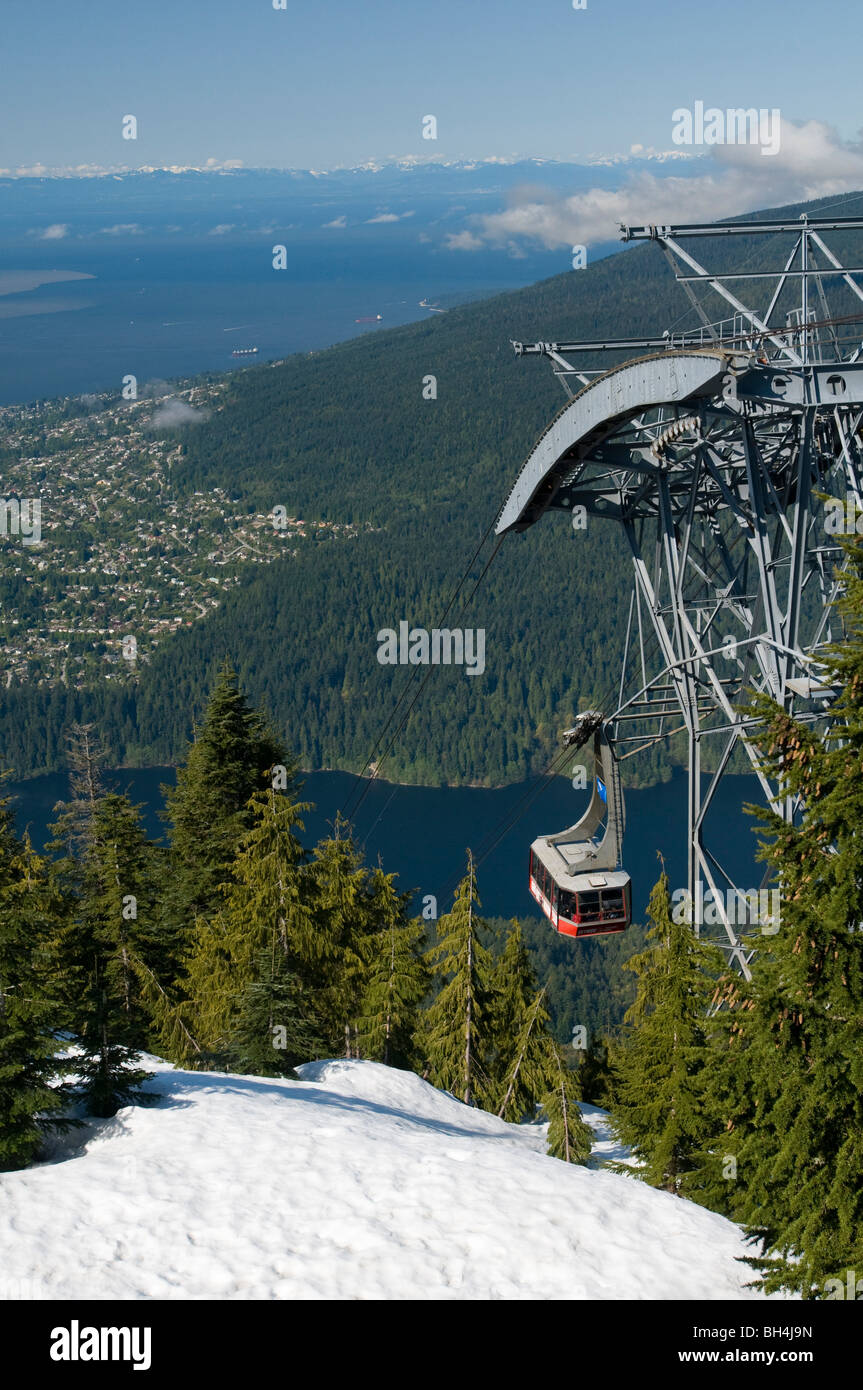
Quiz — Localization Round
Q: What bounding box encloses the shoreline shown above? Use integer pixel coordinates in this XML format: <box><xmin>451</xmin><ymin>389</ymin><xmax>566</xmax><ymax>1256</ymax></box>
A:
<box><xmin>7</xmin><ymin>761</ymin><xmax>686</xmax><ymax>794</ymax></box>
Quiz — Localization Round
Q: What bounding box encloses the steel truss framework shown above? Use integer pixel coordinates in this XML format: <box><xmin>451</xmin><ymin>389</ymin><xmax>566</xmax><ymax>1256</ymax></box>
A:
<box><xmin>497</xmin><ymin>216</ymin><xmax>863</xmax><ymax>974</ymax></box>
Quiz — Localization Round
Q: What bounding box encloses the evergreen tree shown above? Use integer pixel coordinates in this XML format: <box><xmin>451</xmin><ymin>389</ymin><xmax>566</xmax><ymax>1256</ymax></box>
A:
<box><xmin>358</xmin><ymin>869</ymin><xmax>429</xmax><ymax>1068</ymax></box>
<box><xmin>680</xmin><ymin>971</ymin><xmax>754</xmax><ymax>1222</ymax></box>
<box><xmin>305</xmin><ymin>819</ymin><xmax>374</xmax><ymax>1057</ymax></box>
<box><xmin>228</xmin><ymin>947</ymin><xmax>321</xmax><ymax>1078</ymax></box>
<box><xmin>51</xmin><ymin>788</ymin><xmax>164</xmax><ymax>1013</ymax></box>
<box><xmin>422</xmin><ymin>852</ymin><xmax>496</xmax><ymax>1107</ymax></box>
<box><xmin>576</xmin><ymin>1032</ymin><xmax>617</xmax><ymax>1109</ymax></box>
<box><xmin>719</xmin><ymin>540</ymin><xmax>863</xmax><ymax>1296</ymax></box>
<box><xmin>163</xmin><ymin>660</ymin><xmax>287</xmax><ymax>937</ymax></box>
<box><xmin>543</xmin><ymin>1042</ymin><xmax>593</xmax><ymax>1164</ymax></box>
<box><xmin>180</xmin><ymin>914</ymin><xmax>237</xmax><ymax>1065</ymax></box>
<box><xmin>184</xmin><ymin>784</ymin><xmax>311</xmax><ymax>1061</ymax></box>
<box><xmin>496</xmin><ymin>985</ymin><xmax>552</xmax><ymax>1123</ymax></box>
<box><xmin>55</xmin><ymin>723</ymin><xmax>104</xmax><ymax>853</ymax></box>
<box><xmin>610</xmin><ymin>870</ymin><xmax>721</xmax><ymax>1193</ymax></box>
<box><xmin>0</xmin><ymin>794</ymin><xmax>72</xmax><ymax>1169</ymax></box>
<box><xmin>48</xmin><ymin>730</ymin><xmax>158</xmax><ymax>1116</ymax></box>
<box><xmin>489</xmin><ymin>921</ymin><xmax>539</xmax><ymax>1099</ymax></box>
<box><xmin>489</xmin><ymin>939</ymin><xmax>594</xmax><ymax>1160</ymax></box>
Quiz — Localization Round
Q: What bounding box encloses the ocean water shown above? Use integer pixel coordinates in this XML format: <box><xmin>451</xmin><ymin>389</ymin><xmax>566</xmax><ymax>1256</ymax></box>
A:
<box><xmin>0</xmin><ymin>239</ymin><xmax>560</xmax><ymax>406</ymax></box>
<box><xmin>7</xmin><ymin>765</ymin><xmax>762</xmax><ymax>924</ymax></box>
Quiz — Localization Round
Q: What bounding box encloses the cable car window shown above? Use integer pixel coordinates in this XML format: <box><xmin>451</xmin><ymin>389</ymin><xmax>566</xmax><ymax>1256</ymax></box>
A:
<box><xmin>578</xmin><ymin>891</ymin><xmax>601</xmax><ymax>920</ymax></box>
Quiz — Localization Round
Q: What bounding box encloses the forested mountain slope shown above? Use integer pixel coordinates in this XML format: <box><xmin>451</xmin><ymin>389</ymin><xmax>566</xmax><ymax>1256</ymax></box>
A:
<box><xmin>3</xmin><ymin>190</ymin><xmax>862</xmax><ymax>784</ymax></box>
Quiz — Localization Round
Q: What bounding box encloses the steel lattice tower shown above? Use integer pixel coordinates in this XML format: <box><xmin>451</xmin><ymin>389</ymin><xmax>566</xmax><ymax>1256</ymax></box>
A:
<box><xmin>496</xmin><ymin>215</ymin><xmax>863</xmax><ymax>974</ymax></box>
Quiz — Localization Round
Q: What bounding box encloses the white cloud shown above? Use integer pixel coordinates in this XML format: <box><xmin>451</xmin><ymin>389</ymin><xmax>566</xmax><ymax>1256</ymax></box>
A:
<box><xmin>365</xmin><ymin>210</ymin><xmax>416</xmax><ymax>223</ymax></box>
<box><xmin>151</xmin><ymin>398</ymin><xmax>210</xmax><ymax>427</ymax></box>
<box><xmin>37</xmin><ymin>223</ymin><xmax>69</xmax><ymax>240</ymax></box>
<box><xmin>208</xmin><ymin>224</ymin><xmax>235</xmax><ymax>236</ymax></box>
<box><xmin>99</xmin><ymin>223</ymin><xmax>143</xmax><ymax>236</ymax></box>
<box><xmin>448</xmin><ymin>120</ymin><xmax>863</xmax><ymax>251</ymax></box>
<box><xmin>323</xmin><ymin>215</ymin><xmax>347</xmax><ymax>228</ymax></box>
<box><xmin>444</xmin><ymin>229</ymin><xmax>484</xmax><ymax>251</ymax></box>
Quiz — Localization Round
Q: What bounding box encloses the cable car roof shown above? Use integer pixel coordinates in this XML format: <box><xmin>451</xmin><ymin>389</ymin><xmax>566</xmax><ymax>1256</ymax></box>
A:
<box><xmin>530</xmin><ymin>837</ymin><xmax>629</xmax><ymax>891</ymax></box>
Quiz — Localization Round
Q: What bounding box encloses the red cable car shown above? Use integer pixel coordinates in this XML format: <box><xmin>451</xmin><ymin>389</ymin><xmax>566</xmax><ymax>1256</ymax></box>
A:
<box><xmin>528</xmin><ymin>714</ymin><xmax>632</xmax><ymax>940</ymax></box>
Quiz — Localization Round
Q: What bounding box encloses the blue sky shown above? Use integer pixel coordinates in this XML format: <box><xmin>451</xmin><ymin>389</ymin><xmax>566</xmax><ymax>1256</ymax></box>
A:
<box><xmin>2</xmin><ymin>0</ymin><xmax>860</xmax><ymax>173</ymax></box>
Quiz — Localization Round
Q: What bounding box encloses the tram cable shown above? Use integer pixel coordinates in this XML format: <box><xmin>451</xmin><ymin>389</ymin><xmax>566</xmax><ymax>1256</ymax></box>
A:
<box><xmin>433</xmin><ymin>645</ymin><xmax>645</xmax><ymax>908</ymax></box>
<box><xmin>435</xmin><ymin>738</ymin><xmax>577</xmax><ymax>905</ymax></box>
<box><xmin>432</xmin><ymin>596</ymin><xmax>675</xmax><ymax>911</ymax></box>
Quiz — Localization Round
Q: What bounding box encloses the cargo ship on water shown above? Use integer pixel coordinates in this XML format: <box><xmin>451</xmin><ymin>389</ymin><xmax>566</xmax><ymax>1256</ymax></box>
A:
<box><xmin>355</xmin><ymin>314</ymin><xmax>383</xmax><ymax>324</ymax></box>
<box><xmin>232</xmin><ymin>346</ymin><xmax>259</xmax><ymax>357</ymax></box>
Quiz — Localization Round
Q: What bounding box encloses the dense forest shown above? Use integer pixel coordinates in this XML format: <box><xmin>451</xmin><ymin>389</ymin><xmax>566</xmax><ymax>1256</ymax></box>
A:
<box><xmin>0</xmin><ymin>666</ymin><xmax>596</xmax><ymax>1177</ymax></box>
<box><xmin>4</xmin><ymin>191</ymin><xmax>863</xmax><ymax>787</ymax></box>
<box><xmin>5</xmin><ymin>548</ymin><xmax>863</xmax><ymax>1298</ymax></box>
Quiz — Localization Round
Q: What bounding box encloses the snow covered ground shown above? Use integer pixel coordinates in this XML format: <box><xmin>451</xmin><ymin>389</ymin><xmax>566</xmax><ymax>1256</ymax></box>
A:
<box><xmin>0</xmin><ymin>1058</ymin><xmax>783</xmax><ymax>1301</ymax></box>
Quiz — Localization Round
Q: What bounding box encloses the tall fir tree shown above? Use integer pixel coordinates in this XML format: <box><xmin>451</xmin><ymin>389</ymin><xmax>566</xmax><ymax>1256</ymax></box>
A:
<box><xmin>228</xmin><ymin>946</ymin><xmax>321</xmax><ymax>1078</ymax></box>
<box><xmin>489</xmin><ymin>921</ymin><xmax>539</xmax><ymax>1101</ymax></box>
<box><xmin>543</xmin><ymin>1041</ymin><xmax>593</xmax><ymax>1164</ymax></box>
<box><xmin>715</xmin><ymin>538</ymin><xmax>863</xmax><ymax>1296</ymax></box>
<box><xmin>358</xmin><ymin>868</ymin><xmax>429</xmax><ymax>1069</ymax></box>
<box><xmin>305</xmin><ymin>818</ymin><xmax>375</xmax><ymax>1057</ymax></box>
<box><xmin>0</xmin><ymin>790</ymin><xmax>72</xmax><ymax>1170</ymax></box>
<box><xmin>610</xmin><ymin>870</ymin><xmax>721</xmax><ymax>1193</ymax></box>
<box><xmin>422</xmin><ymin>852</ymin><xmax>496</xmax><ymax>1107</ymax></box>
<box><xmin>48</xmin><ymin>729</ymin><xmax>158</xmax><ymax>1117</ymax></box>
<box><xmin>163</xmin><ymin>660</ymin><xmax>287</xmax><ymax>940</ymax></box>
<box><xmin>576</xmin><ymin>1032</ymin><xmax>617</xmax><ymax>1109</ymax></box>
<box><xmin>489</xmin><ymin>933</ymin><xmax>593</xmax><ymax>1161</ymax></box>
<box><xmin>184</xmin><ymin>783</ymin><xmax>312</xmax><ymax>1063</ymax></box>
<box><xmin>496</xmin><ymin>984</ymin><xmax>552</xmax><ymax>1122</ymax></box>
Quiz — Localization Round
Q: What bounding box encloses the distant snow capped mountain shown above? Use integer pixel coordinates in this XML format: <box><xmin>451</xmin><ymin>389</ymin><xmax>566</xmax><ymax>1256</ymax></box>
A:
<box><xmin>0</xmin><ymin>157</ymin><xmax>708</xmax><ymax>251</ymax></box>
<box><xmin>1</xmin><ymin>155</ymin><xmax>708</xmax><ymax>265</ymax></box>
<box><xmin>2</xmin><ymin>151</ymin><xmax>702</xmax><ymax>182</ymax></box>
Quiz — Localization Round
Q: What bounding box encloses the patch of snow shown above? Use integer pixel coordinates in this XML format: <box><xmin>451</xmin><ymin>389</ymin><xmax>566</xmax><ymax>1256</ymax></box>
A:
<box><xmin>0</xmin><ymin>1057</ymin><xmax>785</xmax><ymax>1301</ymax></box>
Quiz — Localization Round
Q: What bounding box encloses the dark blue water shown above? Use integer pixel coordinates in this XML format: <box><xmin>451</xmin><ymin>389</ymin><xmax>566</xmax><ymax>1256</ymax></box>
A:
<box><xmin>6</xmin><ymin>766</ymin><xmax>763</xmax><ymax>924</ymax></box>
<box><xmin>0</xmin><ymin>240</ymin><xmax>561</xmax><ymax>407</ymax></box>
<box><xmin>0</xmin><ymin>162</ymin><xmax>666</xmax><ymax>406</ymax></box>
